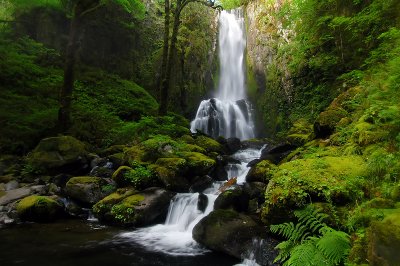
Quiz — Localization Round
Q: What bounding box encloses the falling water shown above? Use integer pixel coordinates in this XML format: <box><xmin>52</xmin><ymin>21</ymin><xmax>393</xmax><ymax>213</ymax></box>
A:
<box><xmin>118</xmin><ymin>10</ymin><xmax>262</xmax><ymax>261</ymax></box>
<box><xmin>190</xmin><ymin>10</ymin><xmax>255</xmax><ymax>139</ymax></box>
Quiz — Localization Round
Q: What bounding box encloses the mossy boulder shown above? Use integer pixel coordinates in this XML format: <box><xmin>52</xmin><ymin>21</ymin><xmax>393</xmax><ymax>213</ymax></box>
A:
<box><xmin>262</xmin><ymin>156</ymin><xmax>367</xmax><ymax>224</ymax></box>
<box><xmin>368</xmin><ymin>210</ymin><xmax>400</xmax><ymax>266</ymax></box>
<box><xmin>149</xmin><ymin>164</ymin><xmax>189</xmax><ymax>192</ymax></box>
<box><xmin>177</xmin><ymin>152</ymin><xmax>216</xmax><ymax>176</ymax></box>
<box><xmin>214</xmin><ymin>186</ymin><xmax>249</xmax><ymax>213</ymax></box>
<box><xmin>93</xmin><ymin>187</ymin><xmax>174</xmax><ymax>226</ymax></box>
<box><xmin>112</xmin><ymin>164</ymin><xmax>156</xmax><ymax>190</ymax></box>
<box><xmin>123</xmin><ymin>145</ymin><xmax>146</xmax><ymax>163</ymax></box>
<box><xmin>112</xmin><ymin>166</ymin><xmax>133</xmax><ymax>186</ymax></box>
<box><xmin>246</xmin><ymin>160</ymin><xmax>276</xmax><ymax>183</ymax></box>
<box><xmin>65</xmin><ymin>176</ymin><xmax>114</xmax><ymax>205</ymax></box>
<box><xmin>17</xmin><ymin>195</ymin><xmax>63</xmax><ymax>222</ymax></box>
<box><xmin>314</xmin><ymin>107</ymin><xmax>348</xmax><ymax>138</ymax></box>
<box><xmin>27</xmin><ymin>136</ymin><xmax>89</xmax><ymax>174</ymax></box>
<box><xmin>287</xmin><ymin>119</ymin><xmax>315</xmax><ymax>146</ymax></box>
<box><xmin>194</xmin><ymin>136</ymin><xmax>224</xmax><ymax>154</ymax></box>
<box><xmin>192</xmin><ymin>209</ymin><xmax>267</xmax><ymax>259</ymax></box>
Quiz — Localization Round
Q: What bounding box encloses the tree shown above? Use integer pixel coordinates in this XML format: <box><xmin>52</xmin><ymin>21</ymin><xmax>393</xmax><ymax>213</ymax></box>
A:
<box><xmin>158</xmin><ymin>0</ymin><xmax>221</xmax><ymax>115</ymax></box>
<box><xmin>10</xmin><ymin>0</ymin><xmax>145</xmax><ymax>131</ymax></box>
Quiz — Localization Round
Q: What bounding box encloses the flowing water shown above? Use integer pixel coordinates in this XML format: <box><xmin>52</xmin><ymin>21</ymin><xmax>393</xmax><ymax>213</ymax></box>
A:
<box><xmin>117</xmin><ymin>10</ymin><xmax>262</xmax><ymax>263</ymax></box>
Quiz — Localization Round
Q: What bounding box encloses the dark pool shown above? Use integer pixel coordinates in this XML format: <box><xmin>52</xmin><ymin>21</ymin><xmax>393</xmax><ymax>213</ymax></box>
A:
<box><xmin>0</xmin><ymin>219</ymin><xmax>240</xmax><ymax>266</ymax></box>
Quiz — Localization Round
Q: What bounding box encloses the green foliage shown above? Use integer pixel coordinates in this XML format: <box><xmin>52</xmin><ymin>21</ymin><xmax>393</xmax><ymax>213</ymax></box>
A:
<box><xmin>271</xmin><ymin>205</ymin><xmax>351</xmax><ymax>266</ymax></box>
<box><xmin>123</xmin><ymin>161</ymin><xmax>155</xmax><ymax>189</ymax></box>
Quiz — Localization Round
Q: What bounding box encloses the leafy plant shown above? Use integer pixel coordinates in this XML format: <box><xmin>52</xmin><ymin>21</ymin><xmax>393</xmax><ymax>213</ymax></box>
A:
<box><xmin>270</xmin><ymin>205</ymin><xmax>351</xmax><ymax>266</ymax></box>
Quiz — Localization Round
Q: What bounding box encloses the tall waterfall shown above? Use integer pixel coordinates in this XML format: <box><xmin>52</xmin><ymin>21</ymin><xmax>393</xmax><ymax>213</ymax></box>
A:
<box><xmin>190</xmin><ymin>10</ymin><xmax>255</xmax><ymax>140</ymax></box>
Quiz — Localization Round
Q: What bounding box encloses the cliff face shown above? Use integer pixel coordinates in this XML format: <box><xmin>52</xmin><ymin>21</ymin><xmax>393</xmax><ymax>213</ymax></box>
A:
<box><xmin>245</xmin><ymin>0</ymin><xmax>294</xmax><ymax>137</ymax></box>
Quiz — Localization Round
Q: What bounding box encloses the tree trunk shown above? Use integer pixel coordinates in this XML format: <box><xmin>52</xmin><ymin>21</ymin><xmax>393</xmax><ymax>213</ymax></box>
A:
<box><xmin>158</xmin><ymin>0</ymin><xmax>171</xmax><ymax>115</ymax></box>
<box><xmin>159</xmin><ymin>0</ymin><xmax>182</xmax><ymax>116</ymax></box>
<box><xmin>58</xmin><ymin>13</ymin><xmax>80</xmax><ymax>132</ymax></box>
<box><xmin>179</xmin><ymin>46</ymin><xmax>187</xmax><ymax>113</ymax></box>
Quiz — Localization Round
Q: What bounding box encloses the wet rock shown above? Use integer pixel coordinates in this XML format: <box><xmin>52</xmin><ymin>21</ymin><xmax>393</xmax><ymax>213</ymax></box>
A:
<box><xmin>192</xmin><ymin>209</ymin><xmax>267</xmax><ymax>259</ymax></box>
<box><xmin>93</xmin><ymin>187</ymin><xmax>175</xmax><ymax>226</ymax></box>
<box><xmin>65</xmin><ymin>176</ymin><xmax>114</xmax><ymax>205</ymax></box>
<box><xmin>0</xmin><ymin>212</ymin><xmax>15</xmax><ymax>226</ymax></box>
<box><xmin>260</xmin><ymin>143</ymin><xmax>296</xmax><ymax>164</ymax></box>
<box><xmin>214</xmin><ymin>186</ymin><xmax>249</xmax><ymax>213</ymax></box>
<box><xmin>189</xmin><ymin>175</ymin><xmax>213</xmax><ymax>193</ymax></box>
<box><xmin>89</xmin><ymin>166</ymin><xmax>114</xmax><ymax>178</ymax></box>
<box><xmin>52</xmin><ymin>174</ymin><xmax>71</xmax><ymax>188</ymax></box>
<box><xmin>210</xmin><ymin>155</ymin><xmax>228</xmax><ymax>181</ymax></box>
<box><xmin>226</xmin><ymin>138</ymin><xmax>241</xmax><ymax>154</ymax></box>
<box><xmin>197</xmin><ymin>193</ymin><xmax>208</xmax><ymax>213</ymax></box>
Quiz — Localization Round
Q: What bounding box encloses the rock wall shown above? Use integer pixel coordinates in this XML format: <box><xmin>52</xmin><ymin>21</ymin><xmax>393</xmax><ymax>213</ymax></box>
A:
<box><xmin>245</xmin><ymin>0</ymin><xmax>294</xmax><ymax>137</ymax></box>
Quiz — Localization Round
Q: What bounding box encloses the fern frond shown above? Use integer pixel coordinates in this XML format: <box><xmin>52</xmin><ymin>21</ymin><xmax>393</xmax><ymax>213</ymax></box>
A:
<box><xmin>316</xmin><ymin>230</ymin><xmax>351</xmax><ymax>264</ymax></box>
<box><xmin>274</xmin><ymin>240</ymin><xmax>295</xmax><ymax>263</ymax></box>
<box><xmin>285</xmin><ymin>241</ymin><xmax>321</xmax><ymax>266</ymax></box>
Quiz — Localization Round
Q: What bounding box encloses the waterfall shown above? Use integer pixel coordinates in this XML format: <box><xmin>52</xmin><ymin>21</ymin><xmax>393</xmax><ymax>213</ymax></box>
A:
<box><xmin>190</xmin><ymin>10</ymin><xmax>255</xmax><ymax>140</ymax></box>
<box><xmin>118</xmin><ymin>10</ymin><xmax>262</xmax><ymax>260</ymax></box>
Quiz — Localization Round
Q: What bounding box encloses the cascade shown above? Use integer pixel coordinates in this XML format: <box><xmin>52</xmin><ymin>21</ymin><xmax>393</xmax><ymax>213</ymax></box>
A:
<box><xmin>119</xmin><ymin>10</ymin><xmax>262</xmax><ymax>263</ymax></box>
<box><xmin>190</xmin><ymin>9</ymin><xmax>255</xmax><ymax>140</ymax></box>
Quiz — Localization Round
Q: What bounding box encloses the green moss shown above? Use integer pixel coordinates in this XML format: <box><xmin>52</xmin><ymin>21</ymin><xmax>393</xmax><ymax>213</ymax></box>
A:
<box><xmin>92</xmin><ymin>188</ymin><xmax>137</xmax><ymax>216</ymax></box>
<box><xmin>109</xmin><ymin>194</ymin><xmax>145</xmax><ymax>224</ymax></box>
<box><xmin>246</xmin><ymin>160</ymin><xmax>276</xmax><ymax>183</ymax></box>
<box><xmin>316</xmin><ymin>107</ymin><xmax>348</xmax><ymax>129</ymax></box>
<box><xmin>177</xmin><ymin>152</ymin><xmax>216</xmax><ymax>176</ymax></box>
<box><xmin>66</xmin><ymin>176</ymin><xmax>103</xmax><ymax>186</ymax></box>
<box><xmin>286</xmin><ymin>119</ymin><xmax>315</xmax><ymax>146</ymax></box>
<box><xmin>194</xmin><ymin>136</ymin><xmax>224</xmax><ymax>153</ymax></box>
<box><xmin>155</xmin><ymin>158</ymin><xmax>187</xmax><ymax>173</ymax></box>
<box><xmin>263</xmin><ymin>156</ymin><xmax>367</xmax><ymax>220</ymax></box>
<box><xmin>17</xmin><ymin>195</ymin><xmax>62</xmax><ymax>221</ymax></box>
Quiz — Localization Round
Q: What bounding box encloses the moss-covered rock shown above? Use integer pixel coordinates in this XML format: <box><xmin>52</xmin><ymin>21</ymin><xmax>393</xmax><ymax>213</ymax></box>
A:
<box><xmin>177</xmin><ymin>152</ymin><xmax>216</xmax><ymax>176</ymax></box>
<box><xmin>192</xmin><ymin>209</ymin><xmax>267</xmax><ymax>259</ymax></box>
<box><xmin>286</xmin><ymin>119</ymin><xmax>315</xmax><ymax>146</ymax></box>
<box><xmin>368</xmin><ymin>210</ymin><xmax>400</xmax><ymax>266</ymax></box>
<box><xmin>194</xmin><ymin>136</ymin><xmax>224</xmax><ymax>154</ymax></box>
<box><xmin>27</xmin><ymin>136</ymin><xmax>89</xmax><ymax>174</ymax></box>
<box><xmin>214</xmin><ymin>186</ymin><xmax>249</xmax><ymax>213</ymax></box>
<box><xmin>262</xmin><ymin>156</ymin><xmax>367</xmax><ymax>224</ymax></box>
<box><xmin>93</xmin><ymin>187</ymin><xmax>174</xmax><ymax>226</ymax></box>
<box><xmin>245</xmin><ymin>160</ymin><xmax>276</xmax><ymax>183</ymax></box>
<box><xmin>314</xmin><ymin>107</ymin><xmax>348</xmax><ymax>138</ymax></box>
<box><xmin>149</xmin><ymin>164</ymin><xmax>189</xmax><ymax>192</ymax></box>
<box><xmin>65</xmin><ymin>176</ymin><xmax>113</xmax><ymax>205</ymax></box>
<box><xmin>112</xmin><ymin>166</ymin><xmax>134</xmax><ymax>187</ymax></box>
<box><xmin>17</xmin><ymin>195</ymin><xmax>63</xmax><ymax>222</ymax></box>
<box><xmin>112</xmin><ymin>164</ymin><xmax>157</xmax><ymax>190</ymax></box>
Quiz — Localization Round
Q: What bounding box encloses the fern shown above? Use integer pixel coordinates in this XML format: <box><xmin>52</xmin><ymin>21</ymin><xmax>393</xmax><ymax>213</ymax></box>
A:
<box><xmin>270</xmin><ymin>205</ymin><xmax>350</xmax><ymax>266</ymax></box>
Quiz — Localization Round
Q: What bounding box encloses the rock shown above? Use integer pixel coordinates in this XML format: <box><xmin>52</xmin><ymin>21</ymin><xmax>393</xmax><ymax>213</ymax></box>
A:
<box><xmin>30</xmin><ymin>185</ymin><xmax>47</xmax><ymax>195</ymax></box>
<box><xmin>89</xmin><ymin>166</ymin><xmax>114</xmax><ymax>178</ymax></box>
<box><xmin>0</xmin><ymin>187</ymin><xmax>31</xmax><ymax>206</ymax></box>
<box><xmin>210</xmin><ymin>156</ymin><xmax>228</xmax><ymax>181</ymax></box>
<box><xmin>368</xmin><ymin>211</ymin><xmax>400</xmax><ymax>266</ymax></box>
<box><xmin>90</xmin><ymin>156</ymin><xmax>108</xmax><ymax>169</ymax></box>
<box><xmin>314</xmin><ymin>107</ymin><xmax>348</xmax><ymax>138</ymax></box>
<box><xmin>5</xmin><ymin>180</ymin><xmax>19</xmax><ymax>191</ymax></box>
<box><xmin>286</xmin><ymin>119</ymin><xmax>315</xmax><ymax>146</ymax></box>
<box><xmin>241</xmin><ymin>139</ymin><xmax>269</xmax><ymax>150</ymax></box>
<box><xmin>192</xmin><ymin>209</ymin><xmax>267</xmax><ymax>259</ymax></box>
<box><xmin>189</xmin><ymin>175</ymin><xmax>213</xmax><ymax>193</ymax></box>
<box><xmin>262</xmin><ymin>156</ymin><xmax>367</xmax><ymax>225</ymax></box>
<box><xmin>99</xmin><ymin>145</ymin><xmax>126</xmax><ymax>157</ymax></box>
<box><xmin>93</xmin><ymin>187</ymin><xmax>175</xmax><ymax>226</ymax></box>
<box><xmin>197</xmin><ymin>193</ymin><xmax>208</xmax><ymax>212</ymax></box>
<box><xmin>260</xmin><ymin>143</ymin><xmax>297</xmax><ymax>164</ymax></box>
<box><xmin>214</xmin><ymin>186</ymin><xmax>249</xmax><ymax>213</ymax></box>
<box><xmin>226</xmin><ymin>138</ymin><xmax>241</xmax><ymax>154</ymax></box>
<box><xmin>194</xmin><ymin>135</ymin><xmax>224</xmax><ymax>154</ymax></box>
<box><xmin>108</xmin><ymin>153</ymin><xmax>126</xmax><ymax>168</ymax></box>
<box><xmin>150</xmin><ymin>164</ymin><xmax>189</xmax><ymax>192</ymax></box>
<box><xmin>246</xmin><ymin>160</ymin><xmax>276</xmax><ymax>183</ymax></box>
<box><xmin>178</xmin><ymin>152</ymin><xmax>216</xmax><ymax>177</ymax></box>
<box><xmin>65</xmin><ymin>176</ymin><xmax>113</xmax><ymax>205</ymax></box>
<box><xmin>0</xmin><ymin>212</ymin><xmax>15</xmax><ymax>226</ymax></box>
<box><xmin>52</xmin><ymin>174</ymin><xmax>71</xmax><ymax>188</ymax></box>
<box><xmin>16</xmin><ymin>195</ymin><xmax>63</xmax><ymax>222</ymax></box>
<box><xmin>111</xmin><ymin>166</ymin><xmax>133</xmax><ymax>187</ymax></box>
<box><xmin>27</xmin><ymin>136</ymin><xmax>90</xmax><ymax>175</ymax></box>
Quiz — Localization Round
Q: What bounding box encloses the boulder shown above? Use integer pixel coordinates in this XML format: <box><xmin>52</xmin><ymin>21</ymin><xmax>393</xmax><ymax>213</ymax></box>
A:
<box><xmin>93</xmin><ymin>187</ymin><xmax>175</xmax><ymax>226</ymax></box>
<box><xmin>245</xmin><ymin>160</ymin><xmax>276</xmax><ymax>183</ymax></box>
<box><xmin>214</xmin><ymin>186</ymin><xmax>249</xmax><ymax>213</ymax></box>
<box><xmin>178</xmin><ymin>152</ymin><xmax>216</xmax><ymax>177</ymax></box>
<box><xmin>0</xmin><ymin>187</ymin><xmax>32</xmax><ymax>206</ymax></box>
<box><xmin>65</xmin><ymin>176</ymin><xmax>114</xmax><ymax>205</ymax></box>
<box><xmin>192</xmin><ymin>209</ymin><xmax>267</xmax><ymax>259</ymax></box>
<box><xmin>16</xmin><ymin>195</ymin><xmax>63</xmax><ymax>222</ymax></box>
<box><xmin>150</xmin><ymin>164</ymin><xmax>189</xmax><ymax>192</ymax></box>
<box><xmin>189</xmin><ymin>175</ymin><xmax>213</xmax><ymax>193</ymax></box>
<box><xmin>368</xmin><ymin>211</ymin><xmax>400</xmax><ymax>266</ymax></box>
<box><xmin>260</xmin><ymin>143</ymin><xmax>296</xmax><ymax>164</ymax></box>
<box><xmin>27</xmin><ymin>136</ymin><xmax>89</xmax><ymax>175</ymax></box>
<box><xmin>197</xmin><ymin>193</ymin><xmax>208</xmax><ymax>212</ymax></box>
<box><xmin>210</xmin><ymin>155</ymin><xmax>228</xmax><ymax>181</ymax></box>
<box><xmin>226</xmin><ymin>138</ymin><xmax>241</xmax><ymax>154</ymax></box>
<box><xmin>314</xmin><ymin>107</ymin><xmax>348</xmax><ymax>138</ymax></box>
<box><xmin>194</xmin><ymin>135</ymin><xmax>224</xmax><ymax>154</ymax></box>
